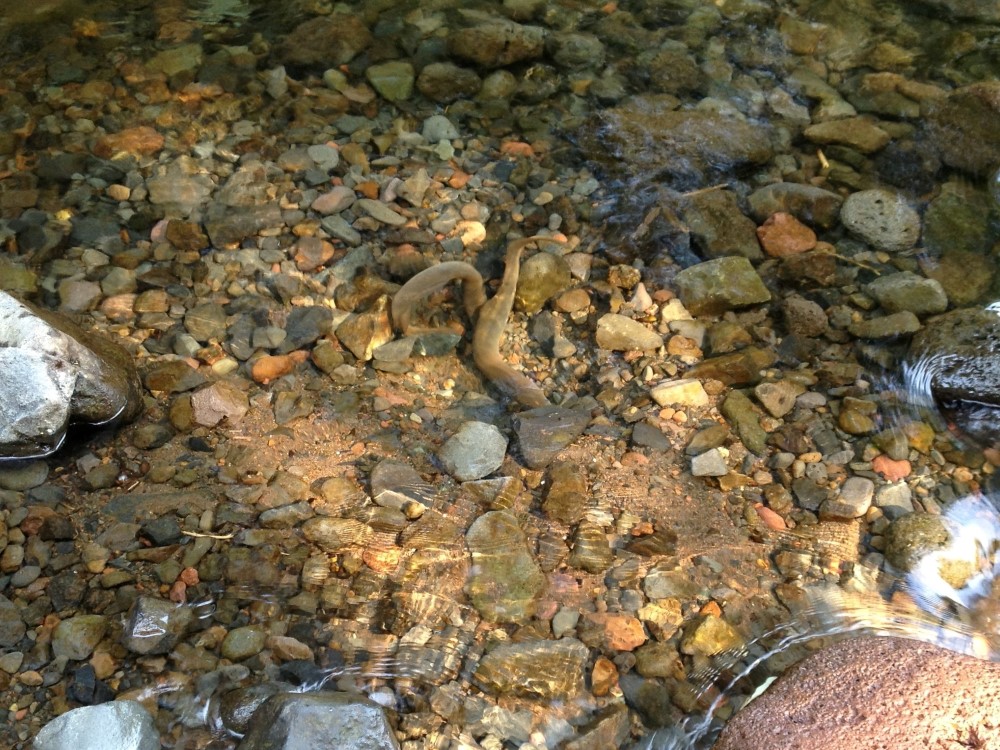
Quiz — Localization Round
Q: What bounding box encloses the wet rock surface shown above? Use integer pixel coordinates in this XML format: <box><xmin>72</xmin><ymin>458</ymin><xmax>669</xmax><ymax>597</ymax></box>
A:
<box><xmin>1</xmin><ymin>1</ymin><xmax>1000</xmax><ymax>749</ymax></box>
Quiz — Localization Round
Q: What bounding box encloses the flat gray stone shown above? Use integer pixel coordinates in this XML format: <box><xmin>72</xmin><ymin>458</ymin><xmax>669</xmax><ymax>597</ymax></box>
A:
<box><xmin>438</xmin><ymin>421</ymin><xmax>508</xmax><ymax>481</ymax></box>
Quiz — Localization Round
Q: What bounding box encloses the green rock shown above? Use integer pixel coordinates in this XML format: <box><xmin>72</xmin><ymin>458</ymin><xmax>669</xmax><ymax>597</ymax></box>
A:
<box><xmin>474</xmin><ymin>639</ymin><xmax>588</xmax><ymax>698</ymax></box>
<box><xmin>365</xmin><ymin>61</ymin><xmax>415</xmax><ymax>103</ymax></box>
<box><xmin>674</xmin><ymin>256</ymin><xmax>771</xmax><ymax>316</ymax></box>
<box><xmin>720</xmin><ymin>390</ymin><xmax>768</xmax><ymax>455</ymax></box>
<box><xmin>52</xmin><ymin>615</ymin><xmax>107</xmax><ymax>660</ymax></box>
<box><xmin>922</xmin><ymin>180</ymin><xmax>998</xmax><ymax>256</ymax></box>
<box><xmin>221</xmin><ymin>625</ymin><xmax>267</xmax><ymax>661</ymax></box>
<box><xmin>515</xmin><ymin>251</ymin><xmax>572</xmax><ymax>313</ymax></box>
<box><xmin>465</xmin><ymin>511</ymin><xmax>545</xmax><ymax>623</ymax></box>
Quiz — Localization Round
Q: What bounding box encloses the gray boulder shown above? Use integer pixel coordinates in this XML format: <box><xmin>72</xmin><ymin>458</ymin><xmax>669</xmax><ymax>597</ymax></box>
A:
<box><xmin>0</xmin><ymin>291</ymin><xmax>142</xmax><ymax>459</ymax></box>
<box><xmin>33</xmin><ymin>701</ymin><xmax>159</xmax><ymax>750</ymax></box>
<box><xmin>237</xmin><ymin>692</ymin><xmax>400</xmax><ymax>750</ymax></box>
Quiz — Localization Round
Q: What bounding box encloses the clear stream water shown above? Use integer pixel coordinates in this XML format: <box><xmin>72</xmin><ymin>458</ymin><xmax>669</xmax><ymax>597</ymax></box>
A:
<box><xmin>2</xmin><ymin>0</ymin><xmax>1000</xmax><ymax>748</ymax></box>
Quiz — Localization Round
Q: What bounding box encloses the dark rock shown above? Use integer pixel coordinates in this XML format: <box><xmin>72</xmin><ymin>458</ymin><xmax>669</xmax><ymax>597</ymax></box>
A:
<box><xmin>513</xmin><ymin>405</ymin><xmax>591</xmax><ymax>469</ymax></box>
<box><xmin>121</xmin><ymin>596</ymin><xmax>195</xmax><ymax>655</ymax></box>
<box><xmin>447</xmin><ymin>17</ymin><xmax>546</xmax><ymax>68</ymax></box>
<box><xmin>747</xmin><ymin>182</ymin><xmax>844</xmax><ymax>229</ymax></box>
<box><xmin>416</xmin><ymin>63</ymin><xmax>482</xmax><ymax>103</ymax></box>
<box><xmin>925</xmin><ymin>81</ymin><xmax>1000</xmax><ymax>175</ymax></box>
<box><xmin>682</xmin><ymin>189</ymin><xmax>762</xmax><ymax>260</ymax></box>
<box><xmin>580</xmin><ymin>95</ymin><xmax>773</xmax><ymax>184</ymax></box>
<box><xmin>278</xmin><ymin>306</ymin><xmax>334</xmax><ymax>353</ymax></box>
<box><xmin>277</xmin><ymin>15</ymin><xmax>373</xmax><ymax>68</ymax></box>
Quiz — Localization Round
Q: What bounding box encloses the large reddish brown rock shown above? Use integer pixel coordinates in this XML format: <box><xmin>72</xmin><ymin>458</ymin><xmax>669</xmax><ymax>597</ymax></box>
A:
<box><xmin>715</xmin><ymin>635</ymin><xmax>1000</xmax><ymax>750</ymax></box>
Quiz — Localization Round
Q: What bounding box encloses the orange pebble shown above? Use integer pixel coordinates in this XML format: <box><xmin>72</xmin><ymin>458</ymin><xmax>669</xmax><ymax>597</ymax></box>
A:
<box><xmin>872</xmin><ymin>455</ymin><xmax>911</xmax><ymax>482</ymax></box>
<box><xmin>754</xmin><ymin>503</ymin><xmax>787</xmax><ymax>531</ymax></box>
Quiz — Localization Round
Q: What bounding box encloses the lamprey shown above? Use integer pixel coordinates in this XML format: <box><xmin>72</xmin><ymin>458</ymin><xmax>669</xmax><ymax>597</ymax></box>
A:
<box><xmin>391</xmin><ymin>236</ymin><xmax>563</xmax><ymax>408</ymax></box>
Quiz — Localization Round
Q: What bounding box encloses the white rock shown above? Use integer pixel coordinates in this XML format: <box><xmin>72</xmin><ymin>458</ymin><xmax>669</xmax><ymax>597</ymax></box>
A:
<box><xmin>691</xmin><ymin>448</ymin><xmax>728</xmax><ymax>477</ymax></box>
<box><xmin>33</xmin><ymin>701</ymin><xmax>159</xmax><ymax>750</ymax></box>
<box><xmin>0</xmin><ymin>291</ymin><xmax>141</xmax><ymax>458</ymax></box>
<box><xmin>650</xmin><ymin>378</ymin><xmax>709</xmax><ymax>408</ymax></box>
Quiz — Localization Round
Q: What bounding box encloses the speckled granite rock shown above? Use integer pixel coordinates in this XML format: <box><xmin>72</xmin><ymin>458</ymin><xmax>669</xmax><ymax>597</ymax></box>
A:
<box><xmin>714</xmin><ymin>636</ymin><xmax>1000</xmax><ymax>750</ymax></box>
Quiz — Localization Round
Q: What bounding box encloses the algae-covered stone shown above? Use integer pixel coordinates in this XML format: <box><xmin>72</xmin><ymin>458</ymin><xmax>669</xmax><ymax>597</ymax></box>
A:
<box><xmin>465</xmin><ymin>510</ymin><xmax>545</xmax><ymax>623</ymax></box>
<box><xmin>720</xmin><ymin>390</ymin><xmax>768</xmax><ymax>455</ymax></box>
<box><xmin>866</xmin><ymin>272</ymin><xmax>947</xmax><ymax>317</ymax></box>
<box><xmin>366</xmin><ymin>61</ymin><xmax>415</xmax><ymax>102</ymax></box>
<box><xmin>884</xmin><ymin>512</ymin><xmax>951</xmax><ymax>573</ymax></box>
<box><xmin>515</xmin><ymin>251</ymin><xmax>572</xmax><ymax>313</ymax></box>
<box><xmin>674</xmin><ymin>256</ymin><xmax>771</xmax><ymax>316</ymax></box>
<box><xmin>474</xmin><ymin>638</ymin><xmax>589</xmax><ymax>698</ymax></box>
<box><xmin>52</xmin><ymin>615</ymin><xmax>107</xmax><ymax>661</ymax></box>
<box><xmin>682</xmin><ymin>189</ymin><xmax>763</xmax><ymax>261</ymax></box>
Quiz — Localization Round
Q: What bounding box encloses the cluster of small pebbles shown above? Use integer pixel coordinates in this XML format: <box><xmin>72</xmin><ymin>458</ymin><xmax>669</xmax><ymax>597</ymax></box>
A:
<box><xmin>1</xmin><ymin>1</ymin><xmax>1000</xmax><ymax>749</ymax></box>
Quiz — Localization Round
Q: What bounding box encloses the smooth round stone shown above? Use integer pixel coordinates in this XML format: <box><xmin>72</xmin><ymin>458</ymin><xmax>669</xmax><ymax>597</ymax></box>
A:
<box><xmin>9</xmin><ymin>565</ymin><xmax>41</xmax><ymax>588</ymax></box>
<box><xmin>421</xmin><ymin>114</ymin><xmax>460</xmax><ymax>142</ymax></box>
<box><xmin>221</xmin><ymin>625</ymin><xmax>267</xmax><ymax>661</ymax></box>
<box><xmin>306</xmin><ymin>144</ymin><xmax>339</xmax><ymax>169</ymax></box>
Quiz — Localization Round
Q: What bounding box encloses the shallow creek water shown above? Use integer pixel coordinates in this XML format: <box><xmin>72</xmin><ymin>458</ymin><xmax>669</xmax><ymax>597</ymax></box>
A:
<box><xmin>2</xmin><ymin>0</ymin><xmax>1000</xmax><ymax>748</ymax></box>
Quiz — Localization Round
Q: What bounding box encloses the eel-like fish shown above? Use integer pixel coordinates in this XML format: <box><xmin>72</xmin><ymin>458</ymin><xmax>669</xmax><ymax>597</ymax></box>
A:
<box><xmin>391</xmin><ymin>236</ymin><xmax>562</xmax><ymax>408</ymax></box>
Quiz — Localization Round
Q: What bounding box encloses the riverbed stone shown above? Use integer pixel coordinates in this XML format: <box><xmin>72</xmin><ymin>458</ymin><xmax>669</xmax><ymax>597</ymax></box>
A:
<box><xmin>803</xmin><ymin>116</ymin><xmax>891</xmax><ymax>153</ymax></box>
<box><xmin>474</xmin><ymin>638</ymin><xmax>589</xmax><ymax>699</ymax></box>
<box><xmin>513</xmin><ymin>405</ymin><xmax>590</xmax><ymax>469</ymax></box>
<box><xmin>674</xmin><ymin>257</ymin><xmax>771</xmax><ymax>316</ymax></box>
<box><xmin>416</xmin><ymin>62</ymin><xmax>482</xmax><ymax>103</ymax></box>
<box><xmin>715</xmin><ymin>636</ymin><xmax>1000</xmax><ymax>750</ymax></box>
<box><xmin>747</xmin><ymin>182</ymin><xmax>844</xmax><ymax>229</ymax></box>
<box><xmin>595</xmin><ymin>314</ymin><xmax>663</xmax><ymax>351</ymax></box>
<box><xmin>866</xmin><ymin>272</ymin><xmax>948</xmax><ymax>316</ymax></box>
<box><xmin>515</xmin><ymin>251</ymin><xmax>572</xmax><ymax>313</ymax></box>
<box><xmin>366</xmin><ymin>61</ymin><xmax>415</xmax><ymax>103</ymax></box>
<box><xmin>0</xmin><ymin>292</ymin><xmax>143</xmax><ymax>459</ymax></box>
<box><xmin>237</xmin><ymin>692</ymin><xmax>400</xmax><ymax>750</ymax></box>
<box><xmin>840</xmin><ymin>189</ymin><xmax>921</xmax><ymax>253</ymax></box>
<box><xmin>465</xmin><ymin>510</ymin><xmax>545</xmax><ymax>624</ymax></box>
<box><xmin>581</xmin><ymin>96</ymin><xmax>773</xmax><ymax>182</ymax></box>
<box><xmin>682</xmin><ymin>189</ymin><xmax>762</xmax><ymax>260</ymax></box>
<box><xmin>438</xmin><ymin>421</ymin><xmax>507</xmax><ymax>481</ymax></box>
<box><xmin>278</xmin><ymin>15</ymin><xmax>373</xmax><ymax>67</ymax></box>
<box><xmin>447</xmin><ymin>18</ymin><xmax>546</xmax><ymax>68</ymax></box>
<box><xmin>925</xmin><ymin>81</ymin><xmax>1000</xmax><ymax>175</ymax></box>
<box><xmin>52</xmin><ymin>615</ymin><xmax>108</xmax><ymax>661</ymax></box>
<box><xmin>33</xmin><ymin>702</ymin><xmax>159</xmax><ymax>750</ymax></box>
